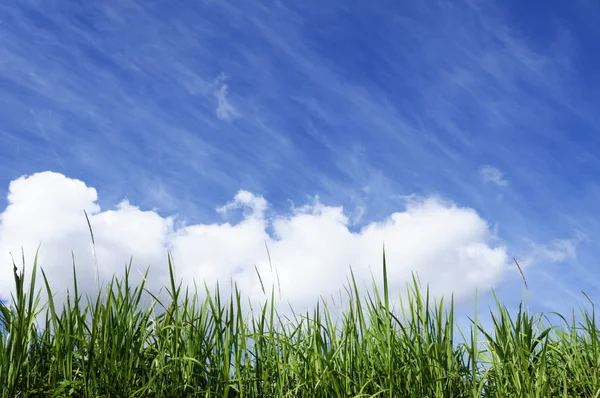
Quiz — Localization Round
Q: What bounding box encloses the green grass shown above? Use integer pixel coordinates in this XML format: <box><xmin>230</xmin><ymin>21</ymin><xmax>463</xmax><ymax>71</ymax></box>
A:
<box><xmin>1</xmin><ymin>248</ymin><xmax>600</xmax><ymax>397</ymax></box>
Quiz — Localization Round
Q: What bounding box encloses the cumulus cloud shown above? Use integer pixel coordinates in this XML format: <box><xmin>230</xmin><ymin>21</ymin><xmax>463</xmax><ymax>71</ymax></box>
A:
<box><xmin>479</xmin><ymin>165</ymin><xmax>508</xmax><ymax>187</ymax></box>
<box><xmin>0</xmin><ymin>172</ymin><xmax>510</xmax><ymax>316</ymax></box>
<box><xmin>216</xmin><ymin>190</ymin><xmax>268</xmax><ymax>219</ymax></box>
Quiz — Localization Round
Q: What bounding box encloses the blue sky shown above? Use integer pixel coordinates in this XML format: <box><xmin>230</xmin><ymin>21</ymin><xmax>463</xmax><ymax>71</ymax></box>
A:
<box><xmin>1</xmin><ymin>0</ymin><xmax>600</xmax><ymax>327</ymax></box>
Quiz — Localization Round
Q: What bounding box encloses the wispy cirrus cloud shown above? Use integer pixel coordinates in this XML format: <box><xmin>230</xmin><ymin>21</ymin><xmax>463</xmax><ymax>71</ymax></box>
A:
<box><xmin>522</xmin><ymin>238</ymin><xmax>578</xmax><ymax>266</ymax></box>
<box><xmin>215</xmin><ymin>84</ymin><xmax>237</xmax><ymax>120</ymax></box>
<box><xmin>213</xmin><ymin>73</ymin><xmax>238</xmax><ymax>121</ymax></box>
<box><xmin>479</xmin><ymin>166</ymin><xmax>508</xmax><ymax>187</ymax></box>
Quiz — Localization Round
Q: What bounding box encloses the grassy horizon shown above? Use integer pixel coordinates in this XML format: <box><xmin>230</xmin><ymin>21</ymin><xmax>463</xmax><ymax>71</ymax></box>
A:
<box><xmin>2</xmin><ymin>248</ymin><xmax>600</xmax><ymax>397</ymax></box>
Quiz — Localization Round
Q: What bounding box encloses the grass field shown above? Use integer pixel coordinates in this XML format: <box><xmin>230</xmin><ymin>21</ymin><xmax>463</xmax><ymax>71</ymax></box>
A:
<box><xmin>2</xmin><ymin>249</ymin><xmax>600</xmax><ymax>397</ymax></box>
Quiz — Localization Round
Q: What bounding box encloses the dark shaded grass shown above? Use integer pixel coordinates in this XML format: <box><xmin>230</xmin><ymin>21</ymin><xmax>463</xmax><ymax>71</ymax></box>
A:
<box><xmin>1</xmin><ymin>248</ymin><xmax>600</xmax><ymax>397</ymax></box>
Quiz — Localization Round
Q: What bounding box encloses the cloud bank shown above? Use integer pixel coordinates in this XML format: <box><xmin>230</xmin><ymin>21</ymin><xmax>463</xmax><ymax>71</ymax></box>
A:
<box><xmin>0</xmin><ymin>172</ymin><xmax>510</xmax><ymax>315</ymax></box>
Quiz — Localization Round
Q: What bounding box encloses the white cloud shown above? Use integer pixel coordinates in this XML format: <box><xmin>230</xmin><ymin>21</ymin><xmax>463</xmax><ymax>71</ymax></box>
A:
<box><xmin>0</xmin><ymin>172</ymin><xmax>510</xmax><ymax>316</ymax></box>
<box><xmin>479</xmin><ymin>165</ymin><xmax>508</xmax><ymax>187</ymax></box>
<box><xmin>214</xmin><ymin>84</ymin><xmax>236</xmax><ymax>120</ymax></box>
<box><xmin>216</xmin><ymin>190</ymin><xmax>268</xmax><ymax>219</ymax></box>
<box><xmin>520</xmin><ymin>238</ymin><xmax>578</xmax><ymax>268</ymax></box>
